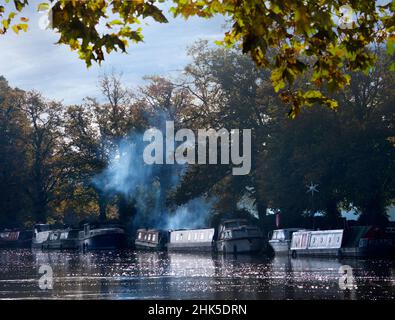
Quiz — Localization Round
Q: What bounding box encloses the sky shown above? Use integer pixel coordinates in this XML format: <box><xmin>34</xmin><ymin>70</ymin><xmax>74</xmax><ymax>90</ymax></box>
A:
<box><xmin>0</xmin><ymin>2</ymin><xmax>226</xmax><ymax>104</ymax></box>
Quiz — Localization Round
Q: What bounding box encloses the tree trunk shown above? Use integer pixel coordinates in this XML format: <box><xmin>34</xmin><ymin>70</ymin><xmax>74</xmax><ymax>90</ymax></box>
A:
<box><xmin>98</xmin><ymin>192</ymin><xmax>107</xmax><ymax>222</ymax></box>
<box><xmin>117</xmin><ymin>194</ymin><xmax>137</xmax><ymax>225</ymax></box>
<box><xmin>325</xmin><ymin>199</ymin><xmax>341</xmax><ymax>228</ymax></box>
<box><xmin>256</xmin><ymin>199</ymin><xmax>268</xmax><ymax>234</ymax></box>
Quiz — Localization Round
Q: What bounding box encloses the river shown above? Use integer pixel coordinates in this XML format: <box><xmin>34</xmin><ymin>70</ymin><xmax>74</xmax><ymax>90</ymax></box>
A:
<box><xmin>0</xmin><ymin>249</ymin><xmax>394</xmax><ymax>299</ymax></box>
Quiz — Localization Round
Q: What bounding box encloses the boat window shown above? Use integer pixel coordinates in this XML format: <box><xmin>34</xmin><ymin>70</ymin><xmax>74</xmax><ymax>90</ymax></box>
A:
<box><xmin>148</xmin><ymin>234</ymin><xmax>152</xmax><ymax>241</ymax></box>
<box><xmin>200</xmin><ymin>233</ymin><xmax>204</xmax><ymax>240</ymax></box>
<box><xmin>138</xmin><ymin>232</ymin><xmax>142</xmax><ymax>239</ymax></box>
<box><xmin>187</xmin><ymin>233</ymin><xmax>191</xmax><ymax>241</ymax></box>
<box><xmin>180</xmin><ymin>233</ymin><xmax>183</xmax><ymax>241</ymax></box>
<box><xmin>37</xmin><ymin>225</ymin><xmax>50</xmax><ymax>232</ymax></box>
<box><xmin>152</xmin><ymin>234</ymin><xmax>156</xmax><ymax>242</ymax></box>
<box><xmin>50</xmin><ymin>233</ymin><xmax>59</xmax><ymax>240</ymax></box>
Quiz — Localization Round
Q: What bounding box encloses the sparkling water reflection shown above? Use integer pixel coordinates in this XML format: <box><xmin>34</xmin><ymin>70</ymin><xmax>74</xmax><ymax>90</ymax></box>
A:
<box><xmin>0</xmin><ymin>249</ymin><xmax>394</xmax><ymax>299</ymax></box>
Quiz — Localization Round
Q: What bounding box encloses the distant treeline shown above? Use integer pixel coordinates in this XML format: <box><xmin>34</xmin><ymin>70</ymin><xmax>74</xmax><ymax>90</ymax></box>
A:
<box><xmin>0</xmin><ymin>41</ymin><xmax>394</xmax><ymax>230</ymax></box>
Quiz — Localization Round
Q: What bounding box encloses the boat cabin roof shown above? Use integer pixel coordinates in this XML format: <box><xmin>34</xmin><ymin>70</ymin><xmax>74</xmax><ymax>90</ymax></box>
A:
<box><xmin>222</xmin><ymin>219</ymin><xmax>248</xmax><ymax>224</ymax></box>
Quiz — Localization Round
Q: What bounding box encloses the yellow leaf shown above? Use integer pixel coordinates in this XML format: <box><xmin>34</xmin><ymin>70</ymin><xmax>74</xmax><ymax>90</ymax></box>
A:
<box><xmin>12</xmin><ymin>24</ymin><xmax>19</xmax><ymax>34</ymax></box>
<box><xmin>37</xmin><ymin>3</ymin><xmax>50</xmax><ymax>12</ymax></box>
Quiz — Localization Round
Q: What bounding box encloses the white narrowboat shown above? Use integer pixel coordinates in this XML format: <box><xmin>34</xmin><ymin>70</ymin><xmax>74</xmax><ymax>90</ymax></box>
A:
<box><xmin>167</xmin><ymin>228</ymin><xmax>215</xmax><ymax>252</ymax></box>
<box><xmin>216</xmin><ymin>219</ymin><xmax>264</xmax><ymax>254</ymax></box>
<box><xmin>290</xmin><ymin>229</ymin><xmax>343</xmax><ymax>257</ymax></box>
<box><xmin>290</xmin><ymin>226</ymin><xmax>393</xmax><ymax>258</ymax></box>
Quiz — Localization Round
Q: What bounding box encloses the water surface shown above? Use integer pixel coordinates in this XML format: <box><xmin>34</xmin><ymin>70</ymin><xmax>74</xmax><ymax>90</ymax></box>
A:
<box><xmin>0</xmin><ymin>249</ymin><xmax>394</xmax><ymax>299</ymax></box>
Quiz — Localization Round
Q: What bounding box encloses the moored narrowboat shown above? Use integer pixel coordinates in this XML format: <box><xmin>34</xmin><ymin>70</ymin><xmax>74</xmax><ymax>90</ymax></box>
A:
<box><xmin>43</xmin><ymin>229</ymin><xmax>80</xmax><ymax>250</ymax></box>
<box><xmin>290</xmin><ymin>226</ymin><xmax>393</xmax><ymax>258</ymax></box>
<box><xmin>216</xmin><ymin>219</ymin><xmax>264</xmax><ymax>254</ymax></box>
<box><xmin>79</xmin><ymin>223</ymin><xmax>127</xmax><ymax>251</ymax></box>
<box><xmin>134</xmin><ymin>228</ymin><xmax>168</xmax><ymax>250</ymax></box>
<box><xmin>0</xmin><ymin>229</ymin><xmax>32</xmax><ymax>248</ymax></box>
<box><xmin>167</xmin><ymin>228</ymin><xmax>215</xmax><ymax>252</ymax></box>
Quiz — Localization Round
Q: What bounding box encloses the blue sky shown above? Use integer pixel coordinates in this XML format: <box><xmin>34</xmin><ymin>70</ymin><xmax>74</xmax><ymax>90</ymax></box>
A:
<box><xmin>0</xmin><ymin>2</ymin><xmax>226</xmax><ymax>104</ymax></box>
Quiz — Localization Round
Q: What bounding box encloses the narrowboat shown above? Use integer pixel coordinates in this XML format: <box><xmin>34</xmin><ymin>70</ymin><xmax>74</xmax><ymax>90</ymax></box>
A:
<box><xmin>268</xmin><ymin>228</ymin><xmax>303</xmax><ymax>254</ymax></box>
<box><xmin>42</xmin><ymin>229</ymin><xmax>80</xmax><ymax>250</ymax></box>
<box><xmin>0</xmin><ymin>229</ymin><xmax>32</xmax><ymax>248</ymax></box>
<box><xmin>134</xmin><ymin>228</ymin><xmax>168</xmax><ymax>250</ymax></box>
<box><xmin>167</xmin><ymin>228</ymin><xmax>215</xmax><ymax>252</ymax></box>
<box><xmin>79</xmin><ymin>223</ymin><xmax>127</xmax><ymax>251</ymax></box>
<box><xmin>216</xmin><ymin>219</ymin><xmax>264</xmax><ymax>254</ymax></box>
<box><xmin>32</xmin><ymin>224</ymin><xmax>51</xmax><ymax>249</ymax></box>
<box><xmin>290</xmin><ymin>226</ymin><xmax>393</xmax><ymax>258</ymax></box>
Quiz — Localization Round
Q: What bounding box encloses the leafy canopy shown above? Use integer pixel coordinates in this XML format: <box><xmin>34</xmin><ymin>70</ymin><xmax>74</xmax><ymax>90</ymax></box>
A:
<box><xmin>1</xmin><ymin>0</ymin><xmax>394</xmax><ymax>116</ymax></box>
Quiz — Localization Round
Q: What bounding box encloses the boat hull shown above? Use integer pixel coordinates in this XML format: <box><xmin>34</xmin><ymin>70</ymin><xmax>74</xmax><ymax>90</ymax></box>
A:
<box><xmin>42</xmin><ymin>239</ymin><xmax>79</xmax><ymax>250</ymax></box>
<box><xmin>269</xmin><ymin>240</ymin><xmax>291</xmax><ymax>254</ymax></box>
<box><xmin>167</xmin><ymin>242</ymin><xmax>214</xmax><ymax>252</ymax></box>
<box><xmin>217</xmin><ymin>237</ymin><xmax>263</xmax><ymax>254</ymax></box>
<box><xmin>80</xmin><ymin>233</ymin><xmax>127</xmax><ymax>251</ymax></box>
<box><xmin>0</xmin><ymin>239</ymin><xmax>31</xmax><ymax>249</ymax></box>
<box><xmin>290</xmin><ymin>247</ymin><xmax>394</xmax><ymax>258</ymax></box>
<box><xmin>135</xmin><ymin>241</ymin><xmax>165</xmax><ymax>251</ymax></box>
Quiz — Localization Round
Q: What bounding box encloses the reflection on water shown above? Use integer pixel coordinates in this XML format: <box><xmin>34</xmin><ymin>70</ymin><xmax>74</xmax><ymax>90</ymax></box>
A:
<box><xmin>0</xmin><ymin>249</ymin><xmax>394</xmax><ymax>299</ymax></box>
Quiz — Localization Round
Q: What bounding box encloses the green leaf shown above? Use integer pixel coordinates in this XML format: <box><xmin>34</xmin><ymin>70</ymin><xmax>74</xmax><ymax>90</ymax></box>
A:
<box><xmin>37</xmin><ymin>3</ymin><xmax>50</xmax><ymax>12</ymax></box>
<box><xmin>271</xmin><ymin>68</ymin><xmax>286</xmax><ymax>92</ymax></box>
<box><xmin>2</xmin><ymin>19</ymin><xmax>9</xmax><ymax>29</ymax></box>
<box><xmin>109</xmin><ymin>19</ymin><xmax>123</xmax><ymax>26</ymax></box>
<box><xmin>19</xmin><ymin>23</ymin><xmax>28</xmax><ymax>32</ymax></box>
<box><xmin>387</xmin><ymin>38</ymin><xmax>395</xmax><ymax>55</ymax></box>
<box><xmin>11</xmin><ymin>24</ymin><xmax>19</xmax><ymax>34</ymax></box>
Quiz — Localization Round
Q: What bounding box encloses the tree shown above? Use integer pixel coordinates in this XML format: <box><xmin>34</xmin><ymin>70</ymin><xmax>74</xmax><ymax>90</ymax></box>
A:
<box><xmin>1</xmin><ymin>1</ymin><xmax>394</xmax><ymax>114</ymax></box>
<box><xmin>335</xmin><ymin>50</ymin><xmax>395</xmax><ymax>225</ymax></box>
<box><xmin>22</xmin><ymin>91</ymin><xmax>66</xmax><ymax>222</ymax></box>
<box><xmin>169</xmin><ymin>44</ymin><xmax>395</xmax><ymax>229</ymax></box>
<box><xmin>260</xmin><ymin>49</ymin><xmax>395</xmax><ymax>227</ymax></box>
<box><xmin>168</xmin><ymin>41</ymin><xmax>276</xmax><ymax>228</ymax></box>
<box><xmin>0</xmin><ymin>76</ymin><xmax>31</xmax><ymax>227</ymax></box>
<box><xmin>63</xmin><ymin>72</ymin><xmax>134</xmax><ymax>222</ymax></box>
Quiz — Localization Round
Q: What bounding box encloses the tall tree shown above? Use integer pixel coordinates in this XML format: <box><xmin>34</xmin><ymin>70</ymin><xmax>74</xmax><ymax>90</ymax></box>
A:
<box><xmin>0</xmin><ymin>76</ymin><xmax>31</xmax><ymax>227</ymax></box>
<box><xmin>22</xmin><ymin>91</ymin><xmax>66</xmax><ymax>222</ymax></box>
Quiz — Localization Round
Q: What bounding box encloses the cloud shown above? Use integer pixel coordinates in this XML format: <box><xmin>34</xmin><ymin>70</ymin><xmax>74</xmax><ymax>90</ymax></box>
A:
<box><xmin>0</xmin><ymin>4</ymin><xmax>226</xmax><ymax>104</ymax></box>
